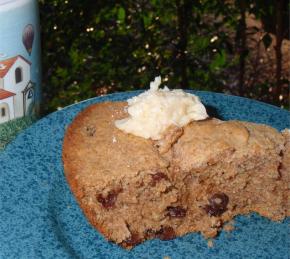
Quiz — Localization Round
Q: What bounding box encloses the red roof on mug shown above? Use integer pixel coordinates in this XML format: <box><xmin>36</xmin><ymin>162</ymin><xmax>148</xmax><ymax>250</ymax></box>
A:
<box><xmin>0</xmin><ymin>89</ymin><xmax>16</xmax><ymax>100</ymax></box>
<box><xmin>0</xmin><ymin>55</ymin><xmax>31</xmax><ymax>78</ymax></box>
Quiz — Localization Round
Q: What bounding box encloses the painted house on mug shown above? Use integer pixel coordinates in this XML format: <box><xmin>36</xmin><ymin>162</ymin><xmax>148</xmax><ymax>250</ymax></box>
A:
<box><xmin>0</xmin><ymin>55</ymin><xmax>34</xmax><ymax>124</ymax></box>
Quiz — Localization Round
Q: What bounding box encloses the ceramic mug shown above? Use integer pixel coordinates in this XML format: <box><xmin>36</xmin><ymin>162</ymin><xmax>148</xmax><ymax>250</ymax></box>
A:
<box><xmin>0</xmin><ymin>0</ymin><xmax>41</xmax><ymax>125</ymax></box>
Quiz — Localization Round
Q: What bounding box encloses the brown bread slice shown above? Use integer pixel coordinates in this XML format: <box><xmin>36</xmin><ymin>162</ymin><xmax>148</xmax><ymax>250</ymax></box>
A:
<box><xmin>62</xmin><ymin>102</ymin><xmax>289</xmax><ymax>249</ymax></box>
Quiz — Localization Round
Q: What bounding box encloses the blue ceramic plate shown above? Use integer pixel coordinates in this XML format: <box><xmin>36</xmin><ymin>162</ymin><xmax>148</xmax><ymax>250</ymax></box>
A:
<box><xmin>1</xmin><ymin>91</ymin><xmax>289</xmax><ymax>259</ymax></box>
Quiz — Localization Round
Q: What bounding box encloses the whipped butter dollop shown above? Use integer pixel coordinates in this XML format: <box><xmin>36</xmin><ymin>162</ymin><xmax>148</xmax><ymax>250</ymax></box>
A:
<box><xmin>115</xmin><ymin>76</ymin><xmax>208</xmax><ymax>140</ymax></box>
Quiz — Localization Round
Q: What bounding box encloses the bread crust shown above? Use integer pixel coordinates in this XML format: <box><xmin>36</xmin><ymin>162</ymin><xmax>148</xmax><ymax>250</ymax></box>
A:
<box><xmin>63</xmin><ymin>104</ymin><xmax>110</xmax><ymax>239</ymax></box>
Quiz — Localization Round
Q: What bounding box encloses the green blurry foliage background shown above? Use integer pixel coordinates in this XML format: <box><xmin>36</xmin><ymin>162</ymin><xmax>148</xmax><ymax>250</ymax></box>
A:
<box><xmin>39</xmin><ymin>0</ymin><xmax>289</xmax><ymax>114</ymax></box>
